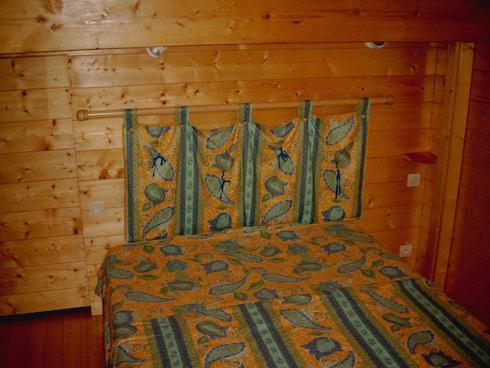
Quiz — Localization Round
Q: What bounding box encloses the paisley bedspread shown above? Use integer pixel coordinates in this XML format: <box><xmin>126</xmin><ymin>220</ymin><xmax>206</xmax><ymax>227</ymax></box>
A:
<box><xmin>97</xmin><ymin>222</ymin><xmax>490</xmax><ymax>367</ymax></box>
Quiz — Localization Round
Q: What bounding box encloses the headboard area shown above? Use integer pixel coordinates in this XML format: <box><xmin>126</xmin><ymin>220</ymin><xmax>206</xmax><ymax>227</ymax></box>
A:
<box><xmin>124</xmin><ymin>99</ymin><xmax>370</xmax><ymax>242</ymax></box>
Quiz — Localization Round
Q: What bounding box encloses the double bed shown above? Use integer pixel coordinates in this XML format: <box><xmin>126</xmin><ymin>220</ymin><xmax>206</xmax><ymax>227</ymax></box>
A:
<box><xmin>97</xmin><ymin>99</ymin><xmax>490</xmax><ymax>367</ymax></box>
<box><xmin>97</xmin><ymin>222</ymin><xmax>490</xmax><ymax>367</ymax></box>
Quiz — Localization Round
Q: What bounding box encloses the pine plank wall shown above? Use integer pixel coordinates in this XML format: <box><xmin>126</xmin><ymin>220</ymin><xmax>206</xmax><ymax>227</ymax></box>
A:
<box><xmin>446</xmin><ymin>4</ymin><xmax>490</xmax><ymax>325</ymax></box>
<box><xmin>0</xmin><ymin>0</ymin><xmax>487</xmax><ymax>323</ymax></box>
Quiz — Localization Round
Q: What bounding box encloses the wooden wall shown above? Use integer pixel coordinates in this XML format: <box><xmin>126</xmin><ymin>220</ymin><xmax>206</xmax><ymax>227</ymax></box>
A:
<box><xmin>0</xmin><ymin>55</ymin><xmax>87</xmax><ymax>314</ymax></box>
<box><xmin>446</xmin><ymin>4</ymin><xmax>490</xmax><ymax>325</ymax></box>
<box><xmin>0</xmin><ymin>1</ymin><xmax>478</xmax><ymax>54</ymax></box>
<box><xmin>0</xmin><ymin>42</ymin><xmax>447</xmax><ymax>314</ymax></box>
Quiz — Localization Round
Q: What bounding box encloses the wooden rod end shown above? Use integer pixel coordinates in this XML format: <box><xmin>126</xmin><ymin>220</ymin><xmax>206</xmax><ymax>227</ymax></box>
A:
<box><xmin>386</xmin><ymin>95</ymin><xmax>395</xmax><ymax>105</ymax></box>
<box><xmin>76</xmin><ymin>109</ymin><xmax>89</xmax><ymax>121</ymax></box>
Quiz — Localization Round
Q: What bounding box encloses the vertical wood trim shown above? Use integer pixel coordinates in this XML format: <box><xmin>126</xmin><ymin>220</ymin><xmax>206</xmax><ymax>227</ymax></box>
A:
<box><xmin>90</xmin><ymin>299</ymin><xmax>103</xmax><ymax>316</ymax></box>
<box><xmin>426</xmin><ymin>42</ymin><xmax>474</xmax><ymax>287</ymax></box>
<box><xmin>65</xmin><ymin>53</ymin><xmax>89</xmax><ymax>308</ymax></box>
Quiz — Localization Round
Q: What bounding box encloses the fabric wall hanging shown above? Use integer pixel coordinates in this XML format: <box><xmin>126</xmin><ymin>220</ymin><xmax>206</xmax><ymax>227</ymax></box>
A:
<box><xmin>124</xmin><ymin>110</ymin><xmax>179</xmax><ymax>242</ymax></box>
<box><xmin>123</xmin><ymin>98</ymin><xmax>369</xmax><ymax>242</ymax></box>
<box><xmin>193</xmin><ymin>109</ymin><xmax>241</xmax><ymax>234</ymax></box>
<box><xmin>315</xmin><ymin>98</ymin><xmax>370</xmax><ymax>221</ymax></box>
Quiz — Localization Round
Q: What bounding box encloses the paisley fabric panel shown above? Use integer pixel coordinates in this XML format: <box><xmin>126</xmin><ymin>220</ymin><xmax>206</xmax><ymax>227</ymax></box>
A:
<box><xmin>316</xmin><ymin>98</ymin><xmax>370</xmax><ymax>222</ymax></box>
<box><xmin>294</xmin><ymin>101</ymin><xmax>320</xmax><ymax>224</ymax></box>
<box><xmin>124</xmin><ymin>109</ymin><xmax>178</xmax><ymax>242</ymax></box>
<box><xmin>175</xmin><ymin>107</ymin><xmax>202</xmax><ymax>236</ymax></box>
<box><xmin>196</xmin><ymin>120</ymin><xmax>240</xmax><ymax>233</ymax></box>
<box><xmin>124</xmin><ymin>100</ymin><xmax>370</xmax><ymax>240</ymax></box>
<box><xmin>238</xmin><ymin>103</ymin><xmax>262</xmax><ymax>227</ymax></box>
<box><xmin>98</xmin><ymin>222</ymin><xmax>490</xmax><ymax>367</ymax></box>
<box><xmin>257</xmin><ymin>112</ymin><xmax>302</xmax><ymax>226</ymax></box>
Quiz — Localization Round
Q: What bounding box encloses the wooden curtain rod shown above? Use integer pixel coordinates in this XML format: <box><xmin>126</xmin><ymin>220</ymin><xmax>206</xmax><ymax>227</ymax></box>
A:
<box><xmin>76</xmin><ymin>95</ymin><xmax>394</xmax><ymax>121</ymax></box>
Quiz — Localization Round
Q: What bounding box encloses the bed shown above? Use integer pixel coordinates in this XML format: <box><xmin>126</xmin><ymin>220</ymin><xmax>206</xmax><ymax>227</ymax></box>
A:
<box><xmin>97</xmin><ymin>99</ymin><xmax>490</xmax><ymax>367</ymax></box>
<box><xmin>97</xmin><ymin>221</ymin><xmax>490</xmax><ymax>367</ymax></box>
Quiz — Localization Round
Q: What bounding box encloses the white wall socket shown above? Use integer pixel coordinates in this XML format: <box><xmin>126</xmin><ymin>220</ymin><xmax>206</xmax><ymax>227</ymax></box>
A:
<box><xmin>399</xmin><ymin>244</ymin><xmax>412</xmax><ymax>258</ymax></box>
<box><xmin>90</xmin><ymin>202</ymin><xmax>105</xmax><ymax>217</ymax></box>
<box><xmin>407</xmin><ymin>173</ymin><xmax>421</xmax><ymax>187</ymax></box>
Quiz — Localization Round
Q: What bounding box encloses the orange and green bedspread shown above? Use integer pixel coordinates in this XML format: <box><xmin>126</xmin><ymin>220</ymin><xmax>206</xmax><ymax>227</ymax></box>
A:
<box><xmin>97</xmin><ymin>222</ymin><xmax>490</xmax><ymax>367</ymax></box>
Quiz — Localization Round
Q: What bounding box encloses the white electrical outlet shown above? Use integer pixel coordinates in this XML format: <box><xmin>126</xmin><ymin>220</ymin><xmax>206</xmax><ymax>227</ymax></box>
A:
<box><xmin>399</xmin><ymin>244</ymin><xmax>412</xmax><ymax>258</ymax></box>
<box><xmin>90</xmin><ymin>202</ymin><xmax>105</xmax><ymax>217</ymax></box>
<box><xmin>407</xmin><ymin>173</ymin><xmax>421</xmax><ymax>187</ymax></box>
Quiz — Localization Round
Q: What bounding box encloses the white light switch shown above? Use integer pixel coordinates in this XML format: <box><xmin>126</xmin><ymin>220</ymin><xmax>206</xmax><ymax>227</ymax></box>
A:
<box><xmin>90</xmin><ymin>202</ymin><xmax>105</xmax><ymax>217</ymax></box>
<box><xmin>407</xmin><ymin>173</ymin><xmax>421</xmax><ymax>187</ymax></box>
<box><xmin>399</xmin><ymin>244</ymin><xmax>412</xmax><ymax>258</ymax></box>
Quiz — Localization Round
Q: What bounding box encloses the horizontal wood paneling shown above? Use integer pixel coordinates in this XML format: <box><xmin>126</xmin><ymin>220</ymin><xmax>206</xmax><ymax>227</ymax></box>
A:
<box><xmin>0</xmin><ymin>56</ymin><xmax>69</xmax><ymax>90</ymax></box>
<box><xmin>0</xmin><ymin>88</ymin><xmax>71</xmax><ymax>122</ymax></box>
<box><xmin>360</xmin><ymin>205</ymin><xmax>422</xmax><ymax>233</ymax></box>
<box><xmin>77</xmin><ymin>149</ymin><xmax>124</xmax><ymax>181</ymax></box>
<box><xmin>370</xmin><ymin>227</ymin><xmax>420</xmax><ymax>254</ymax></box>
<box><xmin>0</xmin><ymin>150</ymin><xmax>77</xmax><ymax>184</ymax></box>
<box><xmin>0</xmin><ymin>288</ymin><xmax>88</xmax><ymax>315</ymax></box>
<box><xmin>0</xmin><ymin>1</ymin><xmax>478</xmax><ymax>53</ymax></box>
<box><xmin>364</xmin><ymin>157</ymin><xmax>426</xmax><ymax>184</ymax></box>
<box><xmin>0</xmin><ymin>208</ymin><xmax>81</xmax><ymax>242</ymax></box>
<box><xmin>84</xmin><ymin>235</ymin><xmax>126</xmax><ymax>266</ymax></box>
<box><xmin>0</xmin><ymin>262</ymin><xmax>86</xmax><ymax>296</ymax></box>
<box><xmin>0</xmin><ymin>53</ymin><xmax>81</xmax><ymax>314</ymax></box>
<box><xmin>0</xmin><ymin>118</ymin><xmax>74</xmax><ymax>153</ymax></box>
<box><xmin>79</xmin><ymin>179</ymin><xmax>124</xmax><ymax>210</ymax></box>
<box><xmin>81</xmin><ymin>207</ymin><xmax>124</xmax><ymax>238</ymax></box>
<box><xmin>0</xmin><ymin>235</ymin><xmax>84</xmax><ymax>270</ymax></box>
<box><xmin>71</xmin><ymin>76</ymin><xmax>437</xmax><ymax>112</ymax></box>
<box><xmin>68</xmin><ymin>47</ymin><xmax>435</xmax><ymax>88</ymax></box>
<box><xmin>74</xmin><ymin>118</ymin><xmax>122</xmax><ymax>151</ymax></box>
<box><xmin>364</xmin><ymin>181</ymin><xmax>423</xmax><ymax>209</ymax></box>
<box><xmin>367</xmin><ymin>129</ymin><xmax>430</xmax><ymax>157</ymax></box>
<box><xmin>0</xmin><ymin>179</ymin><xmax>79</xmax><ymax>213</ymax></box>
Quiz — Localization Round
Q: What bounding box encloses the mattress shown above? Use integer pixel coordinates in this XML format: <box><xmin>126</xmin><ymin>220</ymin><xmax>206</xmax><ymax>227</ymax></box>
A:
<box><xmin>97</xmin><ymin>222</ymin><xmax>490</xmax><ymax>367</ymax></box>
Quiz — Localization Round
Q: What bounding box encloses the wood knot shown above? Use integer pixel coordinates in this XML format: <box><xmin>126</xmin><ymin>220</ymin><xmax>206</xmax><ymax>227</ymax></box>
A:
<box><xmin>50</xmin><ymin>23</ymin><xmax>63</xmax><ymax>31</ymax></box>
<box><xmin>35</xmin><ymin>15</ymin><xmax>48</xmax><ymax>24</ymax></box>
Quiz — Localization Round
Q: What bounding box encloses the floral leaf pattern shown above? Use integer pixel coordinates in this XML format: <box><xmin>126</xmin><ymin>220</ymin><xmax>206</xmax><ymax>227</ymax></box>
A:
<box><xmin>98</xmin><ymin>222</ymin><xmax>490</xmax><ymax>367</ymax></box>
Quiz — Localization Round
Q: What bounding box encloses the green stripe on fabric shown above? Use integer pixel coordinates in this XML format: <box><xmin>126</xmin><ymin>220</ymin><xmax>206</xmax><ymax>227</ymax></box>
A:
<box><xmin>352</xmin><ymin>97</ymin><xmax>370</xmax><ymax>218</ymax></box>
<box><xmin>124</xmin><ymin>108</ymin><xmax>140</xmax><ymax>242</ymax></box>
<box><xmin>177</xmin><ymin>107</ymin><xmax>200</xmax><ymax>235</ymax></box>
<box><xmin>323</xmin><ymin>288</ymin><xmax>412</xmax><ymax>368</ymax></box>
<box><xmin>239</xmin><ymin>303</ymin><xmax>300</xmax><ymax>368</ymax></box>
<box><xmin>296</xmin><ymin>100</ymin><xmax>318</xmax><ymax>224</ymax></box>
<box><xmin>398</xmin><ymin>278</ymin><xmax>490</xmax><ymax>367</ymax></box>
<box><xmin>240</xmin><ymin>104</ymin><xmax>260</xmax><ymax>227</ymax></box>
<box><xmin>144</xmin><ymin>321</ymin><xmax>165</xmax><ymax>368</ymax></box>
<box><xmin>149</xmin><ymin>316</ymin><xmax>193</xmax><ymax>368</ymax></box>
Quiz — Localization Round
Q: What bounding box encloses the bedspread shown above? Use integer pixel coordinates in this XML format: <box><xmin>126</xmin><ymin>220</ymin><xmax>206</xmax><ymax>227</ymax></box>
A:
<box><xmin>97</xmin><ymin>222</ymin><xmax>490</xmax><ymax>367</ymax></box>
